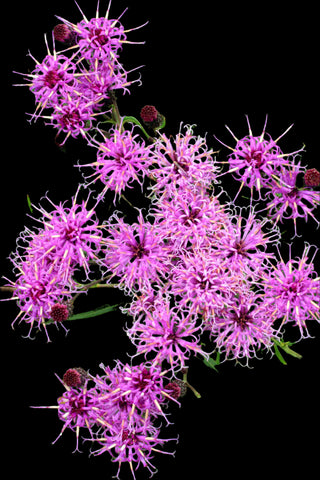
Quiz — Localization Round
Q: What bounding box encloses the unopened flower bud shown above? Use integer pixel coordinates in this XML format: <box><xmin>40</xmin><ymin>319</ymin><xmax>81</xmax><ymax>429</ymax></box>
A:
<box><xmin>53</xmin><ymin>24</ymin><xmax>76</xmax><ymax>45</ymax></box>
<box><xmin>63</xmin><ymin>367</ymin><xmax>88</xmax><ymax>388</ymax></box>
<box><xmin>50</xmin><ymin>303</ymin><xmax>70</xmax><ymax>323</ymax></box>
<box><xmin>165</xmin><ymin>380</ymin><xmax>187</xmax><ymax>399</ymax></box>
<box><xmin>140</xmin><ymin>105</ymin><xmax>165</xmax><ymax>130</ymax></box>
<box><xmin>304</xmin><ymin>168</ymin><xmax>320</xmax><ymax>187</ymax></box>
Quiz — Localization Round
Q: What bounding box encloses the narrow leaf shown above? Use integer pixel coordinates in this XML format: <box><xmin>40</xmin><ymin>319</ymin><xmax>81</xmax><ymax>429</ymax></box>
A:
<box><xmin>203</xmin><ymin>352</ymin><xmax>220</xmax><ymax>372</ymax></box>
<box><xmin>27</xmin><ymin>194</ymin><xmax>33</xmax><ymax>213</ymax></box>
<box><xmin>122</xmin><ymin>115</ymin><xmax>152</xmax><ymax>140</ymax></box>
<box><xmin>273</xmin><ymin>343</ymin><xmax>288</xmax><ymax>365</ymax></box>
<box><xmin>68</xmin><ymin>303</ymin><xmax>119</xmax><ymax>321</ymax></box>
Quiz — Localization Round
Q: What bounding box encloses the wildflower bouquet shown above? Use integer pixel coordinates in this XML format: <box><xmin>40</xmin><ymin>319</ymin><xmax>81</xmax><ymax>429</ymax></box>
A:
<box><xmin>3</xmin><ymin>1</ymin><xmax>319</xmax><ymax>479</ymax></box>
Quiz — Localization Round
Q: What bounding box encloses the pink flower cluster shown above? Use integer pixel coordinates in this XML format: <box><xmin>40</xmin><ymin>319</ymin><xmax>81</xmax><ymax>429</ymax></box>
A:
<box><xmin>4</xmin><ymin>188</ymin><xmax>105</xmax><ymax>340</ymax></box>
<box><xmin>5</xmin><ymin>2</ymin><xmax>320</xmax><ymax>480</ymax></box>
<box><xmin>217</xmin><ymin>116</ymin><xmax>320</xmax><ymax>236</ymax></box>
<box><xmin>35</xmin><ymin>363</ymin><xmax>179</xmax><ymax>479</ymax></box>
<box><xmin>14</xmin><ymin>2</ymin><xmax>144</xmax><ymax>144</ymax></box>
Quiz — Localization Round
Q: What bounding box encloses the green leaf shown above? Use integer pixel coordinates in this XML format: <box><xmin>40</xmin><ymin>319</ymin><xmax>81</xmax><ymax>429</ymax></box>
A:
<box><xmin>273</xmin><ymin>342</ymin><xmax>288</xmax><ymax>365</ymax></box>
<box><xmin>68</xmin><ymin>303</ymin><xmax>120</xmax><ymax>321</ymax></box>
<box><xmin>203</xmin><ymin>352</ymin><xmax>220</xmax><ymax>372</ymax></box>
<box><xmin>272</xmin><ymin>338</ymin><xmax>302</xmax><ymax>364</ymax></box>
<box><xmin>27</xmin><ymin>194</ymin><xmax>33</xmax><ymax>213</ymax></box>
<box><xmin>122</xmin><ymin>115</ymin><xmax>153</xmax><ymax>141</ymax></box>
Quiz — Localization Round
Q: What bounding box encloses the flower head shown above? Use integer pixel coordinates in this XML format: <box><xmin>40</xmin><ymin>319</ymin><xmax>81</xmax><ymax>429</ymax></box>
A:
<box><xmin>149</xmin><ymin>187</ymin><xmax>230</xmax><ymax>250</ymax></box>
<box><xmin>262</xmin><ymin>244</ymin><xmax>320</xmax><ymax>338</ymax></box>
<box><xmin>265</xmin><ymin>160</ymin><xmax>320</xmax><ymax>237</ymax></box>
<box><xmin>215</xmin><ymin>206</ymin><xmax>280</xmax><ymax>277</ymax></box>
<box><xmin>209</xmin><ymin>292</ymin><xmax>279</xmax><ymax>363</ymax></box>
<box><xmin>56</xmin><ymin>1</ymin><xmax>146</xmax><ymax>64</ymax></box>
<box><xmin>126</xmin><ymin>300</ymin><xmax>206</xmax><ymax>372</ymax></box>
<box><xmin>92</xmin><ymin>414</ymin><xmax>176</xmax><ymax>480</ymax></box>
<box><xmin>80</xmin><ymin>126</ymin><xmax>153</xmax><ymax>202</ymax></box>
<box><xmin>29</xmin><ymin>189</ymin><xmax>105</xmax><ymax>280</ymax></box>
<box><xmin>7</xmin><ymin>255</ymin><xmax>75</xmax><ymax>341</ymax></box>
<box><xmin>15</xmin><ymin>45</ymin><xmax>78</xmax><ymax>121</ymax></box>
<box><xmin>169</xmin><ymin>249</ymin><xmax>245</xmax><ymax>319</ymax></box>
<box><xmin>104</xmin><ymin>210</ymin><xmax>170</xmax><ymax>292</ymax></box>
<box><xmin>149</xmin><ymin>124</ymin><xmax>219</xmax><ymax>197</ymax></box>
<box><xmin>216</xmin><ymin>116</ymin><xmax>304</xmax><ymax>201</ymax></box>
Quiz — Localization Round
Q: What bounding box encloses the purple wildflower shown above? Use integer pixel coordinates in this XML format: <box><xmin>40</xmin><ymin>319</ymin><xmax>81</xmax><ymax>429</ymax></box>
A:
<box><xmin>126</xmin><ymin>300</ymin><xmax>206</xmax><ymax>372</ymax></box>
<box><xmin>33</xmin><ymin>375</ymin><xmax>106</xmax><ymax>452</ymax></box>
<box><xmin>104</xmin><ymin>210</ymin><xmax>170</xmax><ymax>292</ymax></box>
<box><xmin>44</xmin><ymin>92</ymin><xmax>103</xmax><ymax>145</ymax></box>
<box><xmin>96</xmin><ymin>361</ymin><xmax>179</xmax><ymax>421</ymax></box>
<box><xmin>216</xmin><ymin>116</ymin><xmax>304</xmax><ymax>200</ymax></box>
<box><xmin>261</xmin><ymin>244</ymin><xmax>320</xmax><ymax>338</ymax></box>
<box><xmin>265</xmin><ymin>160</ymin><xmax>320</xmax><ymax>237</ymax></box>
<box><xmin>215</xmin><ymin>206</ymin><xmax>281</xmax><ymax>277</ymax></box>
<box><xmin>29</xmin><ymin>189</ymin><xmax>105</xmax><ymax>280</ymax></box>
<box><xmin>56</xmin><ymin>1</ymin><xmax>146</xmax><ymax>63</ymax></box>
<box><xmin>149</xmin><ymin>124</ymin><xmax>219</xmax><ymax>197</ymax></box>
<box><xmin>149</xmin><ymin>187</ymin><xmax>230</xmax><ymax>250</ymax></box>
<box><xmin>80</xmin><ymin>126</ymin><xmax>153</xmax><ymax>202</ymax></box>
<box><xmin>14</xmin><ymin>43</ymin><xmax>78</xmax><ymax>120</ymax></box>
<box><xmin>76</xmin><ymin>60</ymin><xmax>137</xmax><ymax>103</ymax></box>
<box><xmin>92</xmin><ymin>415</ymin><xmax>176</xmax><ymax>480</ymax></box>
<box><xmin>169</xmin><ymin>250</ymin><xmax>244</xmax><ymax>319</ymax></box>
<box><xmin>6</xmin><ymin>255</ymin><xmax>75</xmax><ymax>341</ymax></box>
<box><xmin>209</xmin><ymin>292</ymin><xmax>279</xmax><ymax>363</ymax></box>
<box><xmin>91</xmin><ymin>360</ymin><xmax>178</xmax><ymax>478</ymax></box>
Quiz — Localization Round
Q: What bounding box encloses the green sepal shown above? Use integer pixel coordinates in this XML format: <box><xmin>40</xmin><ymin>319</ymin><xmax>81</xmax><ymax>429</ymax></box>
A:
<box><xmin>153</xmin><ymin>114</ymin><xmax>166</xmax><ymax>131</ymax></box>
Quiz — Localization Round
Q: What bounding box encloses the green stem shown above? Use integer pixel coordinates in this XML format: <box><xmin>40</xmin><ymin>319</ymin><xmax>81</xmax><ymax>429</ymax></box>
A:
<box><xmin>0</xmin><ymin>286</ymin><xmax>14</xmax><ymax>292</ymax></box>
<box><xmin>182</xmin><ymin>368</ymin><xmax>201</xmax><ymax>399</ymax></box>
<box><xmin>109</xmin><ymin>90</ymin><xmax>122</xmax><ymax>130</ymax></box>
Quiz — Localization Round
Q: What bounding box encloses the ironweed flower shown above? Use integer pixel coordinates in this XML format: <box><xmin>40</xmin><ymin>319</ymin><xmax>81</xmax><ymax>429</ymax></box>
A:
<box><xmin>126</xmin><ymin>300</ymin><xmax>207</xmax><ymax>372</ymax></box>
<box><xmin>80</xmin><ymin>126</ymin><xmax>153</xmax><ymax>202</ymax></box>
<box><xmin>169</xmin><ymin>249</ymin><xmax>245</xmax><ymax>319</ymax></box>
<box><xmin>149</xmin><ymin>124</ymin><xmax>219</xmax><ymax>197</ymax></box>
<box><xmin>149</xmin><ymin>187</ymin><xmax>230</xmax><ymax>250</ymax></box>
<box><xmin>91</xmin><ymin>360</ymin><xmax>178</xmax><ymax>478</ymax></box>
<box><xmin>92</xmin><ymin>415</ymin><xmax>176</xmax><ymax>480</ymax></box>
<box><xmin>76</xmin><ymin>60</ymin><xmax>137</xmax><ymax>103</ymax></box>
<box><xmin>209</xmin><ymin>292</ymin><xmax>279</xmax><ymax>363</ymax></box>
<box><xmin>96</xmin><ymin>360</ymin><xmax>179</xmax><ymax>421</ymax></box>
<box><xmin>29</xmin><ymin>188</ymin><xmax>105</xmax><ymax>281</ymax></box>
<box><xmin>216</xmin><ymin>116</ymin><xmax>304</xmax><ymax>201</ymax></box>
<box><xmin>33</xmin><ymin>374</ymin><xmax>107</xmax><ymax>453</ymax></box>
<box><xmin>43</xmin><ymin>91</ymin><xmax>106</xmax><ymax>145</ymax></box>
<box><xmin>104</xmin><ymin>210</ymin><xmax>170</xmax><ymax>292</ymax></box>
<box><xmin>262</xmin><ymin>244</ymin><xmax>320</xmax><ymax>338</ymax></box>
<box><xmin>265</xmin><ymin>160</ymin><xmax>320</xmax><ymax>237</ymax></box>
<box><xmin>56</xmin><ymin>1</ymin><xmax>146</xmax><ymax>63</ymax></box>
<box><xmin>6</xmin><ymin>255</ymin><xmax>75</xmax><ymax>341</ymax></box>
<box><xmin>215</xmin><ymin>205</ymin><xmax>281</xmax><ymax>277</ymax></box>
<box><xmin>14</xmin><ymin>42</ymin><xmax>78</xmax><ymax>120</ymax></box>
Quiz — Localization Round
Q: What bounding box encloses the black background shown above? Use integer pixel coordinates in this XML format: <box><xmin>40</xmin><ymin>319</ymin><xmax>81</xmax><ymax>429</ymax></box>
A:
<box><xmin>3</xmin><ymin>1</ymin><xmax>319</xmax><ymax>478</ymax></box>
